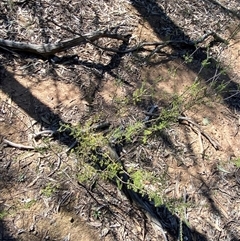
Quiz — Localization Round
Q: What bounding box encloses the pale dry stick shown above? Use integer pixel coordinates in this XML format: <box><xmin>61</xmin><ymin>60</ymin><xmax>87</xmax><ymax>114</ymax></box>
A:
<box><xmin>0</xmin><ymin>45</ymin><xmax>20</xmax><ymax>57</ymax></box>
<box><xmin>2</xmin><ymin>138</ymin><xmax>35</xmax><ymax>150</ymax></box>
<box><xmin>146</xmin><ymin>212</ymin><xmax>168</xmax><ymax>241</ymax></box>
<box><xmin>197</xmin><ymin>129</ymin><xmax>204</xmax><ymax>155</ymax></box>
<box><xmin>56</xmin><ymin>191</ymin><xmax>73</xmax><ymax>213</ymax></box>
<box><xmin>48</xmin><ymin>154</ymin><xmax>62</xmax><ymax>177</ymax></box>
<box><xmin>223</xmin><ymin>90</ymin><xmax>240</xmax><ymax>102</ymax></box>
<box><xmin>206</xmin><ymin>217</ymin><xmax>222</xmax><ymax>232</ymax></box>
<box><xmin>49</xmin><ymin>17</ymin><xmax>187</xmax><ymax>59</ymax></box>
<box><xmin>33</xmin><ymin>129</ymin><xmax>76</xmax><ymax>154</ymax></box>
<box><xmin>175</xmin><ymin>174</ymin><xmax>180</xmax><ymax>198</ymax></box>
<box><xmin>178</xmin><ymin>116</ymin><xmax>222</xmax><ymax>150</ymax></box>
<box><xmin>27</xmin><ymin>175</ymin><xmax>42</xmax><ymax>188</ymax></box>
<box><xmin>183</xmin><ymin>187</ymin><xmax>188</xmax><ymax>222</ymax></box>
<box><xmin>33</xmin><ymin>130</ymin><xmax>56</xmax><ymax>139</ymax></box>
<box><xmin>65</xmin><ymin>140</ymin><xmax>78</xmax><ymax>154</ymax></box>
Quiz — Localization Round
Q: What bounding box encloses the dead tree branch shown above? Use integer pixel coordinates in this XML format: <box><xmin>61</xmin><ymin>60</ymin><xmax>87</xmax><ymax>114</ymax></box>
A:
<box><xmin>0</xmin><ymin>30</ymin><xmax>130</xmax><ymax>58</ymax></box>
<box><xmin>178</xmin><ymin>116</ymin><xmax>222</xmax><ymax>151</ymax></box>
<box><xmin>0</xmin><ymin>28</ymin><xmax>227</xmax><ymax>58</ymax></box>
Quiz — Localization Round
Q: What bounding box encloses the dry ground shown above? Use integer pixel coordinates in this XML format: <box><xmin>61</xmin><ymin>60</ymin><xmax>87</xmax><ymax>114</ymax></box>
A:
<box><xmin>0</xmin><ymin>0</ymin><xmax>240</xmax><ymax>241</ymax></box>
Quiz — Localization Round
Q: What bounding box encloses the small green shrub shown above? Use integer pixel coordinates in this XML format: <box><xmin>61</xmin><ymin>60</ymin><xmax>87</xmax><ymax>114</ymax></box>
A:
<box><xmin>41</xmin><ymin>183</ymin><xmax>58</xmax><ymax>197</ymax></box>
<box><xmin>0</xmin><ymin>210</ymin><xmax>8</xmax><ymax>220</ymax></box>
<box><xmin>233</xmin><ymin>158</ymin><xmax>240</xmax><ymax>168</ymax></box>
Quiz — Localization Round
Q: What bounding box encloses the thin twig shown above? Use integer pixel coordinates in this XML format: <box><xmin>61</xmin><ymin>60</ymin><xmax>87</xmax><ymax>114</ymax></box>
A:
<box><xmin>178</xmin><ymin>116</ymin><xmax>222</xmax><ymax>150</ymax></box>
<box><xmin>33</xmin><ymin>130</ymin><xmax>56</xmax><ymax>139</ymax></box>
<box><xmin>48</xmin><ymin>154</ymin><xmax>62</xmax><ymax>177</ymax></box>
<box><xmin>65</xmin><ymin>140</ymin><xmax>78</xmax><ymax>154</ymax></box>
<box><xmin>197</xmin><ymin>129</ymin><xmax>204</xmax><ymax>155</ymax></box>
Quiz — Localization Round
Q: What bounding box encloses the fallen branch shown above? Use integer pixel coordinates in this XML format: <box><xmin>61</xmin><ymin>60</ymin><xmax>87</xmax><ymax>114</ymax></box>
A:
<box><xmin>3</xmin><ymin>138</ymin><xmax>35</xmax><ymax>150</ymax></box>
<box><xmin>0</xmin><ymin>30</ymin><xmax>130</xmax><ymax>58</ymax></box>
<box><xmin>33</xmin><ymin>130</ymin><xmax>56</xmax><ymax>139</ymax></box>
<box><xmin>178</xmin><ymin>116</ymin><xmax>222</xmax><ymax>151</ymax></box>
<box><xmin>0</xmin><ymin>27</ymin><xmax>227</xmax><ymax>58</ymax></box>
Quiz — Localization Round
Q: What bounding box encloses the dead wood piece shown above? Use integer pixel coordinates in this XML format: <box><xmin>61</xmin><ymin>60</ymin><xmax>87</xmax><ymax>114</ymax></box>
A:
<box><xmin>48</xmin><ymin>155</ymin><xmax>62</xmax><ymax>177</ymax></box>
<box><xmin>33</xmin><ymin>130</ymin><xmax>56</xmax><ymax>139</ymax></box>
<box><xmin>0</xmin><ymin>28</ymin><xmax>226</xmax><ymax>59</ymax></box>
<box><xmin>0</xmin><ymin>31</ymin><xmax>130</xmax><ymax>58</ymax></box>
<box><xmin>3</xmin><ymin>138</ymin><xmax>35</xmax><ymax>150</ymax></box>
<box><xmin>178</xmin><ymin>116</ymin><xmax>222</xmax><ymax>151</ymax></box>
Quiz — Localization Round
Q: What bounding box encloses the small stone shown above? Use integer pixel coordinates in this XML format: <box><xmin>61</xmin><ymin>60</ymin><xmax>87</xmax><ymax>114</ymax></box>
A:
<box><xmin>101</xmin><ymin>228</ymin><xmax>109</xmax><ymax>237</ymax></box>
<box><xmin>29</xmin><ymin>225</ymin><xmax>35</xmax><ymax>232</ymax></box>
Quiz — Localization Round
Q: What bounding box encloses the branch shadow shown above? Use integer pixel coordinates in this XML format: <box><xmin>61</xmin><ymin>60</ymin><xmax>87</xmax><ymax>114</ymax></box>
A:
<box><xmin>130</xmin><ymin>0</ymin><xmax>240</xmax><ymax>111</ymax></box>
<box><xmin>0</xmin><ymin>210</ymin><xmax>16</xmax><ymax>241</ymax></box>
<box><xmin>0</xmin><ymin>194</ymin><xmax>16</xmax><ymax>241</ymax></box>
<box><xmin>127</xmin><ymin>0</ymin><xmax>240</xmax><ymax>240</ymax></box>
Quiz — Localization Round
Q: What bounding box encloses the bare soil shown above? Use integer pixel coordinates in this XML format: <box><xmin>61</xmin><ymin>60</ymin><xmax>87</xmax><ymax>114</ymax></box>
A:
<box><xmin>0</xmin><ymin>0</ymin><xmax>240</xmax><ymax>241</ymax></box>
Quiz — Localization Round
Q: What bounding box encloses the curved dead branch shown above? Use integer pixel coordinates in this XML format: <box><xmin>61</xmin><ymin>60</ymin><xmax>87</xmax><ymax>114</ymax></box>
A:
<box><xmin>0</xmin><ymin>29</ymin><xmax>226</xmax><ymax>58</ymax></box>
<box><xmin>0</xmin><ymin>30</ymin><xmax>130</xmax><ymax>58</ymax></box>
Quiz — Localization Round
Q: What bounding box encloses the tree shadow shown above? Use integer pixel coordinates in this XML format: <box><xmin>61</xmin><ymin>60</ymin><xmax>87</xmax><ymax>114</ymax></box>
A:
<box><xmin>0</xmin><ymin>161</ymin><xmax>23</xmax><ymax>240</ymax></box>
<box><xmin>198</xmin><ymin>176</ymin><xmax>240</xmax><ymax>241</ymax></box>
<box><xmin>206</xmin><ymin>0</ymin><xmax>240</xmax><ymax>19</ymax></box>
<box><xmin>130</xmin><ymin>0</ymin><xmax>240</xmax><ymax>111</ymax></box>
<box><xmin>0</xmin><ymin>25</ymin><xmax>133</xmax><ymax>240</ymax></box>
<box><xmin>0</xmin><ymin>0</ymin><xmax>239</xmax><ymax>240</ymax></box>
<box><xmin>128</xmin><ymin>0</ymin><xmax>239</xmax><ymax>240</ymax></box>
<box><xmin>0</xmin><ymin>194</ymin><xmax>16</xmax><ymax>241</ymax></box>
<box><xmin>0</xmin><ymin>55</ymin><xmax>216</xmax><ymax>240</ymax></box>
<box><xmin>0</xmin><ymin>215</ymin><xmax>16</xmax><ymax>241</ymax></box>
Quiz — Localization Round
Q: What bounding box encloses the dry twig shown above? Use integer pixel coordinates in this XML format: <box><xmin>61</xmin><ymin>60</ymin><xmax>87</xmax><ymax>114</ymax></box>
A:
<box><xmin>178</xmin><ymin>116</ymin><xmax>222</xmax><ymax>150</ymax></box>
<box><xmin>3</xmin><ymin>138</ymin><xmax>35</xmax><ymax>150</ymax></box>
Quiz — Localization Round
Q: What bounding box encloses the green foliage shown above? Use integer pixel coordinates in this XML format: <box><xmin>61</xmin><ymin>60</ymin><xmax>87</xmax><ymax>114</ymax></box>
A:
<box><xmin>24</xmin><ymin>199</ymin><xmax>37</xmax><ymax>209</ymax></box>
<box><xmin>129</xmin><ymin>170</ymin><xmax>145</xmax><ymax>192</ymax></box>
<box><xmin>93</xmin><ymin>209</ymin><xmax>102</xmax><ymax>220</ymax></box>
<box><xmin>132</xmin><ymin>82</ymin><xmax>148</xmax><ymax>104</ymax></box>
<box><xmin>201</xmin><ymin>48</ymin><xmax>211</xmax><ymax>68</ymax></box>
<box><xmin>0</xmin><ymin>210</ymin><xmax>8</xmax><ymax>220</ymax></box>
<box><xmin>167</xmin><ymin>66</ymin><xmax>177</xmax><ymax>77</ymax></box>
<box><xmin>41</xmin><ymin>183</ymin><xmax>58</xmax><ymax>197</ymax></box>
<box><xmin>60</xmin><ymin>122</ymin><xmax>107</xmax><ymax>158</ymax></box>
<box><xmin>183</xmin><ymin>53</ymin><xmax>193</xmax><ymax>63</ymax></box>
<box><xmin>18</xmin><ymin>173</ymin><xmax>26</xmax><ymax>182</ymax></box>
<box><xmin>179</xmin><ymin>80</ymin><xmax>208</xmax><ymax>111</ymax></box>
<box><xmin>105</xmin><ymin>161</ymin><xmax>123</xmax><ymax>180</ymax></box>
<box><xmin>143</xmin><ymin>129</ymin><xmax>152</xmax><ymax>144</ymax></box>
<box><xmin>58</xmin><ymin>55</ymin><xmax>227</xmax><ymax>219</ymax></box>
<box><xmin>128</xmin><ymin>168</ymin><xmax>167</xmax><ymax>203</ymax></box>
<box><xmin>233</xmin><ymin>157</ymin><xmax>240</xmax><ymax>168</ymax></box>
<box><xmin>201</xmin><ymin>58</ymin><xmax>211</xmax><ymax>68</ymax></box>
<box><xmin>149</xmin><ymin>192</ymin><xmax>163</xmax><ymax>207</ymax></box>
<box><xmin>77</xmin><ymin>164</ymin><xmax>97</xmax><ymax>183</ymax></box>
<box><xmin>125</xmin><ymin>121</ymin><xmax>144</xmax><ymax>142</ymax></box>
